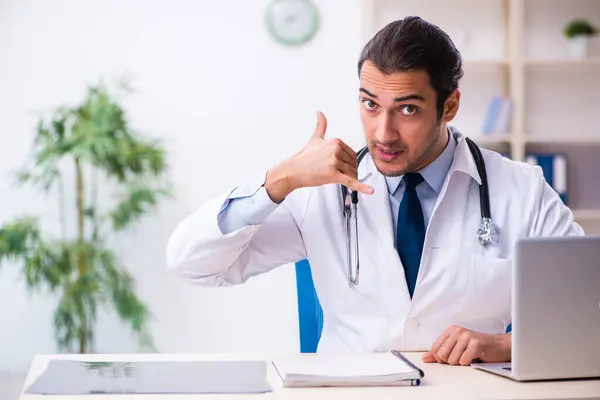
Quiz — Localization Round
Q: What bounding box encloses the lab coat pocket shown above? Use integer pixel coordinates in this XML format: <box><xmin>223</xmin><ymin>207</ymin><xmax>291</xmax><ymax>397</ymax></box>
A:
<box><xmin>459</xmin><ymin>254</ymin><xmax>512</xmax><ymax>331</ymax></box>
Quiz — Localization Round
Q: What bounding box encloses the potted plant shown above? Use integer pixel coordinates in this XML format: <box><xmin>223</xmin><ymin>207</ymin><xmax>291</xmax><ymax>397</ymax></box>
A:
<box><xmin>563</xmin><ymin>18</ymin><xmax>598</xmax><ymax>59</ymax></box>
<box><xmin>0</xmin><ymin>80</ymin><xmax>171</xmax><ymax>353</ymax></box>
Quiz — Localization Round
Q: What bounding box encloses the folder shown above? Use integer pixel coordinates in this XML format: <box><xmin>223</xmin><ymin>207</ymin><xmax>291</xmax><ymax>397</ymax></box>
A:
<box><xmin>525</xmin><ymin>153</ymin><xmax>568</xmax><ymax>205</ymax></box>
<box><xmin>272</xmin><ymin>350</ymin><xmax>424</xmax><ymax>387</ymax></box>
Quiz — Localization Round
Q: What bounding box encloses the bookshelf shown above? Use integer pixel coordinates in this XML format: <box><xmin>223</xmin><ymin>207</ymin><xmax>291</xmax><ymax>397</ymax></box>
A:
<box><xmin>360</xmin><ymin>0</ymin><xmax>600</xmax><ymax>233</ymax></box>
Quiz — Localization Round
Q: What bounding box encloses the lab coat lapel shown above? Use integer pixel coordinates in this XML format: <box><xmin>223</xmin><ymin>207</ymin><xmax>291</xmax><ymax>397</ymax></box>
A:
<box><xmin>422</xmin><ymin>130</ymin><xmax>483</xmax><ymax>255</ymax></box>
<box><xmin>357</xmin><ymin>150</ymin><xmax>412</xmax><ymax>307</ymax></box>
<box><xmin>357</xmin><ymin>154</ymin><xmax>395</xmax><ymax>248</ymax></box>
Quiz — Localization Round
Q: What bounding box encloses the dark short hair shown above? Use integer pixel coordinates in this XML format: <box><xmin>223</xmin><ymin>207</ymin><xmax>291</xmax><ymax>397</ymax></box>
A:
<box><xmin>357</xmin><ymin>16</ymin><xmax>463</xmax><ymax>119</ymax></box>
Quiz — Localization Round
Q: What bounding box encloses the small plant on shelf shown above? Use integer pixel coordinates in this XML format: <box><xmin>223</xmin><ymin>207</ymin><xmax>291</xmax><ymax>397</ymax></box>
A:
<box><xmin>563</xmin><ymin>18</ymin><xmax>598</xmax><ymax>59</ymax></box>
<box><xmin>564</xmin><ymin>18</ymin><xmax>598</xmax><ymax>38</ymax></box>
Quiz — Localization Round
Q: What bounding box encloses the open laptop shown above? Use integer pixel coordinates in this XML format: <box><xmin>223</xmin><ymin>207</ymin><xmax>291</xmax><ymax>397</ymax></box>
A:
<box><xmin>471</xmin><ymin>235</ymin><xmax>600</xmax><ymax>381</ymax></box>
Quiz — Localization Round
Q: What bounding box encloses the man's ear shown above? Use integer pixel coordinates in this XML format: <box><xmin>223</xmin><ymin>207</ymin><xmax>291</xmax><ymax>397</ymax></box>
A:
<box><xmin>442</xmin><ymin>89</ymin><xmax>460</xmax><ymax>122</ymax></box>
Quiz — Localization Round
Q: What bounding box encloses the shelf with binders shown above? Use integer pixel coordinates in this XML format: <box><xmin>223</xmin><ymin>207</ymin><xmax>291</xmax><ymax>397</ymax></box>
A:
<box><xmin>524</xmin><ymin>142</ymin><xmax>600</xmax><ymax>226</ymax></box>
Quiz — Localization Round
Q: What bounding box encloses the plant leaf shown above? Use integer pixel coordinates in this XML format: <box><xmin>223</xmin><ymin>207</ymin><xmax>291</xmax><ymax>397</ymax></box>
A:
<box><xmin>0</xmin><ymin>219</ymin><xmax>76</xmax><ymax>292</ymax></box>
<box><xmin>109</xmin><ymin>184</ymin><xmax>170</xmax><ymax>231</ymax></box>
<box><xmin>97</xmin><ymin>248</ymin><xmax>154</xmax><ymax>350</ymax></box>
<box><xmin>0</xmin><ymin>217</ymin><xmax>41</xmax><ymax>261</ymax></box>
<box><xmin>54</xmin><ymin>291</ymin><xmax>78</xmax><ymax>352</ymax></box>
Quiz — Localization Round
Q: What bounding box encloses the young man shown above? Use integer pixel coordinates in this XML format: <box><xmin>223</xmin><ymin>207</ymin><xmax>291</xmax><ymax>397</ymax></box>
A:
<box><xmin>167</xmin><ymin>17</ymin><xmax>583</xmax><ymax>366</ymax></box>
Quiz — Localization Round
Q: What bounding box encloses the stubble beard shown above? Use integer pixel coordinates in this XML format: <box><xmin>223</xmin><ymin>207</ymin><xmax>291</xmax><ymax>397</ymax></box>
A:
<box><xmin>372</xmin><ymin>122</ymin><xmax>444</xmax><ymax>177</ymax></box>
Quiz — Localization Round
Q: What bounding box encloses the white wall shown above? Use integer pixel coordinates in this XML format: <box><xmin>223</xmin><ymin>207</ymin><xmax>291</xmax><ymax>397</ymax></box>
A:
<box><xmin>0</xmin><ymin>0</ymin><xmax>368</xmax><ymax>372</ymax></box>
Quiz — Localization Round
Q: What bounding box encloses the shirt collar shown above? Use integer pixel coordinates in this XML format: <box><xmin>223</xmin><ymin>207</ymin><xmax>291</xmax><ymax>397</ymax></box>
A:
<box><xmin>385</xmin><ymin>128</ymin><xmax>457</xmax><ymax>196</ymax></box>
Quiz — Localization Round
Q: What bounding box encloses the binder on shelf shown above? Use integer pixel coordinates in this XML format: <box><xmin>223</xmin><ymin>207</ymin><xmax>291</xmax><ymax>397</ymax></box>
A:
<box><xmin>525</xmin><ymin>153</ymin><xmax>568</xmax><ymax>205</ymax></box>
<box><xmin>272</xmin><ymin>350</ymin><xmax>424</xmax><ymax>387</ymax></box>
<box><xmin>481</xmin><ymin>95</ymin><xmax>513</xmax><ymax>135</ymax></box>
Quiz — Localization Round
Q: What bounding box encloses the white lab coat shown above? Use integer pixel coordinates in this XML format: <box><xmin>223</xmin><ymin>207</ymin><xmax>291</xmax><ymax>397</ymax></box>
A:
<box><xmin>166</xmin><ymin>129</ymin><xmax>584</xmax><ymax>353</ymax></box>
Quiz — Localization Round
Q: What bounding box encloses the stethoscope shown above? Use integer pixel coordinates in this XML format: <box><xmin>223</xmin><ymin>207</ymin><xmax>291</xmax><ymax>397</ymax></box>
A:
<box><xmin>340</xmin><ymin>137</ymin><xmax>501</xmax><ymax>286</ymax></box>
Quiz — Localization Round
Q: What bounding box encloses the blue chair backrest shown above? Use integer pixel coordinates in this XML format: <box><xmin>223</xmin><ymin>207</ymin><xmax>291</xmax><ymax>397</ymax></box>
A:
<box><xmin>294</xmin><ymin>259</ymin><xmax>511</xmax><ymax>353</ymax></box>
<box><xmin>294</xmin><ymin>259</ymin><xmax>323</xmax><ymax>353</ymax></box>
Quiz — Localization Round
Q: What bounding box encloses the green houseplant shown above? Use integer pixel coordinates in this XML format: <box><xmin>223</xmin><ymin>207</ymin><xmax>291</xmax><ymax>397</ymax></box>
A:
<box><xmin>563</xmin><ymin>18</ymin><xmax>598</xmax><ymax>59</ymax></box>
<box><xmin>0</xmin><ymin>80</ymin><xmax>170</xmax><ymax>353</ymax></box>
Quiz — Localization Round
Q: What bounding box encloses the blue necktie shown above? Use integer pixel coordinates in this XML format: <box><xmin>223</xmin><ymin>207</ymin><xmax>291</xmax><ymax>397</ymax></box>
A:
<box><xmin>396</xmin><ymin>173</ymin><xmax>425</xmax><ymax>298</ymax></box>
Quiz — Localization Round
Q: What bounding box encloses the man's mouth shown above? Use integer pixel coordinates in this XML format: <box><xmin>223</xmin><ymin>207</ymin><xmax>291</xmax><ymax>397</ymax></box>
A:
<box><xmin>376</xmin><ymin>146</ymin><xmax>404</xmax><ymax>162</ymax></box>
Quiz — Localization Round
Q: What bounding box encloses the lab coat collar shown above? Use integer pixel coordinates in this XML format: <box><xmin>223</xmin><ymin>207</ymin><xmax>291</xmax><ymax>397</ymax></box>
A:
<box><xmin>447</xmin><ymin>125</ymin><xmax>483</xmax><ymax>185</ymax></box>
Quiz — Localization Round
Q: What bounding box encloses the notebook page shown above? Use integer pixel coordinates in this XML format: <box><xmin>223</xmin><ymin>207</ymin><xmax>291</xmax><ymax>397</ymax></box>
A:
<box><xmin>273</xmin><ymin>353</ymin><xmax>413</xmax><ymax>378</ymax></box>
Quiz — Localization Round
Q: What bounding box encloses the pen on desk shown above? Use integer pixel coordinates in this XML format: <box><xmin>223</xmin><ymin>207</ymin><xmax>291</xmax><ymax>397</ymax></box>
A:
<box><xmin>391</xmin><ymin>350</ymin><xmax>425</xmax><ymax>378</ymax></box>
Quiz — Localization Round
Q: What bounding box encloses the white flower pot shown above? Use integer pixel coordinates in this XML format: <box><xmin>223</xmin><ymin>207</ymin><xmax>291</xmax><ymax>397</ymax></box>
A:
<box><xmin>568</xmin><ymin>36</ymin><xmax>589</xmax><ymax>59</ymax></box>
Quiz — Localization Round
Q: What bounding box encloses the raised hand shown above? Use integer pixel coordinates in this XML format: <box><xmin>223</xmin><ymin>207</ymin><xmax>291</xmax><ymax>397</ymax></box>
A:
<box><xmin>265</xmin><ymin>111</ymin><xmax>374</xmax><ymax>203</ymax></box>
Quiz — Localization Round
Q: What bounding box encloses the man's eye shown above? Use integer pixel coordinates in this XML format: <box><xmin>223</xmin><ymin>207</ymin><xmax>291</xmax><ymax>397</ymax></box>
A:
<box><xmin>400</xmin><ymin>105</ymin><xmax>418</xmax><ymax>115</ymax></box>
<box><xmin>363</xmin><ymin>100</ymin><xmax>377</xmax><ymax>111</ymax></box>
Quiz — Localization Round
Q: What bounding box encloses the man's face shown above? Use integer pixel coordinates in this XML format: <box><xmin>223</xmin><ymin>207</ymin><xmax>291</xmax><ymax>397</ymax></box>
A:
<box><xmin>359</xmin><ymin>61</ymin><xmax>459</xmax><ymax>177</ymax></box>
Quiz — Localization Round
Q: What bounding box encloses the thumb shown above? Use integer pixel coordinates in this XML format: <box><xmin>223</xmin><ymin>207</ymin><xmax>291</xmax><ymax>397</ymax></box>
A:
<box><xmin>422</xmin><ymin>352</ymin><xmax>437</xmax><ymax>363</ymax></box>
<box><xmin>311</xmin><ymin>111</ymin><xmax>327</xmax><ymax>140</ymax></box>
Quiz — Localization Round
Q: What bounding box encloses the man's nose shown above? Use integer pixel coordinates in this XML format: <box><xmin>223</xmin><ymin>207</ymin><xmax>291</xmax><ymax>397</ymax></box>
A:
<box><xmin>374</xmin><ymin>114</ymin><xmax>397</xmax><ymax>143</ymax></box>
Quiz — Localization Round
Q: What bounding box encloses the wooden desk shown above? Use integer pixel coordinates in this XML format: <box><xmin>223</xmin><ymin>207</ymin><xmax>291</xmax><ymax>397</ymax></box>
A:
<box><xmin>19</xmin><ymin>352</ymin><xmax>600</xmax><ymax>399</ymax></box>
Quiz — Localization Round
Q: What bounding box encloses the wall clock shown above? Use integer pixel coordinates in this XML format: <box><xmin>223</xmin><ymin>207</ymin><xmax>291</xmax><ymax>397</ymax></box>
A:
<box><xmin>265</xmin><ymin>0</ymin><xmax>319</xmax><ymax>46</ymax></box>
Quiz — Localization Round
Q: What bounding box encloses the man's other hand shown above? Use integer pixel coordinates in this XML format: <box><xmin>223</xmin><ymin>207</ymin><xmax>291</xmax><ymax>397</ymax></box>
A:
<box><xmin>422</xmin><ymin>325</ymin><xmax>511</xmax><ymax>366</ymax></box>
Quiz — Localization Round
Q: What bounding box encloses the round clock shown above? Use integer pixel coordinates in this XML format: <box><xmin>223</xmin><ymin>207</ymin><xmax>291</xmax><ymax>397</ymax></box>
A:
<box><xmin>265</xmin><ymin>0</ymin><xmax>319</xmax><ymax>46</ymax></box>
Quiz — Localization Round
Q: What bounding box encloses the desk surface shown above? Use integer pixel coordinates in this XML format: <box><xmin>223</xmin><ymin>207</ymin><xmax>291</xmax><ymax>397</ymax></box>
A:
<box><xmin>19</xmin><ymin>352</ymin><xmax>600</xmax><ymax>399</ymax></box>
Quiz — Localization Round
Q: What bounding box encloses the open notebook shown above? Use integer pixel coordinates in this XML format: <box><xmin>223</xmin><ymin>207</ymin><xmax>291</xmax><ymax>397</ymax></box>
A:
<box><xmin>272</xmin><ymin>350</ymin><xmax>424</xmax><ymax>387</ymax></box>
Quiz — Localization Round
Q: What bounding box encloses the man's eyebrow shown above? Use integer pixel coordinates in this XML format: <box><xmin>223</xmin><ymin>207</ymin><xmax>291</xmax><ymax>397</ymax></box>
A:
<box><xmin>359</xmin><ymin>88</ymin><xmax>425</xmax><ymax>103</ymax></box>
<box><xmin>394</xmin><ymin>94</ymin><xmax>425</xmax><ymax>102</ymax></box>
<box><xmin>359</xmin><ymin>88</ymin><xmax>378</xmax><ymax>98</ymax></box>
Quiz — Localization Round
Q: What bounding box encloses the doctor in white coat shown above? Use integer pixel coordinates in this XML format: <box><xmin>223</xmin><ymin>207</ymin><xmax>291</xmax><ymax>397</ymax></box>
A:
<box><xmin>166</xmin><ymin>17</ymin><xmax>584</xmax><ymax>366</ymax></box>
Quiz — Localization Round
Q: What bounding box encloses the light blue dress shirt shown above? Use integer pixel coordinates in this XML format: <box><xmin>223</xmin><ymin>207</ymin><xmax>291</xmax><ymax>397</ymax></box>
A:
<box><xmin>218</xmin><ymin>131</ymin><xmax>457</xmax><ymax>238</ymax></box>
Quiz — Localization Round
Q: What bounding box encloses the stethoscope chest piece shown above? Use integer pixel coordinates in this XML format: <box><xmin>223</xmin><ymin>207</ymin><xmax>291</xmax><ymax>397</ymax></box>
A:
<box><xmin>477</xmin><ymin>217</ymin><xmax>501</xmax><ymax>246</ymax></box>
